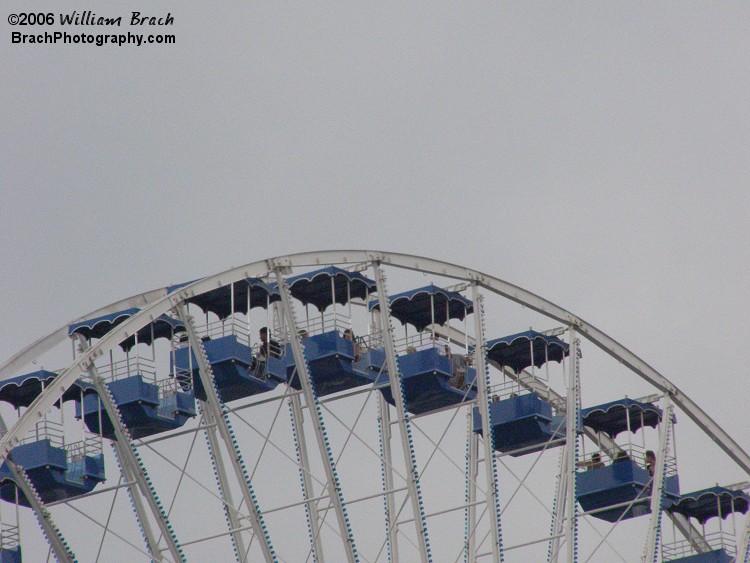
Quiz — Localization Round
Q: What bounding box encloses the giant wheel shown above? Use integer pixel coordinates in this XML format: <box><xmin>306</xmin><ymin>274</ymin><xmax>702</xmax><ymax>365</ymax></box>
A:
<box><xmin>0</xmin><ymin>251</ymin><xmax>748</xmax><ymax>562</ymax></box>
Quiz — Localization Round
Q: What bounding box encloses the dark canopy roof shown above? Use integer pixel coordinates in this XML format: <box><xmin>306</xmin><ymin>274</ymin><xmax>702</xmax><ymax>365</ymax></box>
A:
<box><xmin>69</xmin><ymin>309</ymin><xmax>186</xmax><ymax>351</ymax></box>
<box><xmin>669</xmin><ymin>486</ymin><xmax>750</xmax><ymax>524</ymax></box>
<box><xmin>119</xmin><ymin>314</ymin><xmax>187</xmax><ymax>352</ymax></box>
<box><xmin>580</xmin><ymin>398</ymin><xmax>663</xmax><ymax>438</ymax></box>
<box><xmin>68</xmin><ymin>308</ymin><xmax>140</xmax><ymax>340</ymax></box>
<box><xmin>168</xmin><ymin>278</ymin><xmax>280</xmax><ymax>319</ymax></box>
<box><xmin>286</xmin><ymin>266</ymin><xmax>376</xmax><ymax>312</ymax></box>
<box><xmin>0</xmin><ymin>370</ymin><xmax>95</xmax><ymax>408</ymax></box>
<box><xmin>369</xmin><ymin>284</ymin><xmax>473</xmax><ymax>332</ymax></box>
<box><xmin>486</xmin><ymin>330</ymin><xmax>569</xmax><ymax>373</ymax></box>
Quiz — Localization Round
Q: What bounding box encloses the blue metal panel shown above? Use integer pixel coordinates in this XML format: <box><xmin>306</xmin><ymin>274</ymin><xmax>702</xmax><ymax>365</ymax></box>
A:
<box><xmin>666</xmin><ymin>549</ymin><xmax>733</xmax><ymax>563</ymax></box>
<box><xmin>353</xmin><ymin>348</ymin><xmax>388</xmax><ymax>385</ymax></box>
<box><xmin>77</xmin><ymin>374</ymin><xmax>196</xmax><ymax>440</ymax></box>
<box><xmin>0</xmin><ymin>546</ymin><xmax>22</xmax><ymax>563</ymax></box>
<box><xmin>0</xmin><ymin>440</ymin><xmax>105</xmax><ymax>506</ymax></box>
<box><xmin>576</xmin><ymin>459</ymin><xmax>680</xmax><ymax>522</ymax></box>
<box><xmin>286</xmin><ymin>331</ymin><xmax>375</xmax><ymax>396</ymax></box>
<box><xmin>378</xmin><ymin>348</ymin><xmax>477</xmax><ymax>415</ymax></box>
<box><xmin>472</xmin><ymin>393</ymin><xmax>565</xmax><ymax>456</ymax></box>
<box><xmin>172</xmin><ymin>334</ymin><xmax>284</xmax><ymax>403</ymax></box>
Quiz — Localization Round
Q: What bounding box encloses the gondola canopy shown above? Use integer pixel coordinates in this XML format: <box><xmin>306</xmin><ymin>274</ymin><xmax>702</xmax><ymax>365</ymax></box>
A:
<box><xmin>168</xmin><ymin>278</ymin><xmax>280</xmax><ymax>319</ymax></box>
<box><xmin>286</xmin><ymin>266</ymin><xmax>376</xmax><ymax>311</ymax></box>
<box><xmin>486</xmin><ymin>330</ymin><xmax>569</xmax><ymax>373</ymax></box>
<box><xmin>369</xmin><ymin>284</ymin><xmax>473</xmax><ymax>332</ymax></box>
<box><xmin>581</xmin><ymin>398</ymin><xmax>664</xmax><ymax>438</ymax></box>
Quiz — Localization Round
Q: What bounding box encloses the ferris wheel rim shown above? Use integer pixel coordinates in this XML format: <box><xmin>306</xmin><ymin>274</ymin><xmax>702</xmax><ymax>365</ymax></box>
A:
<box><xmin>1</xmin><ymin>249</ymin><xmax>747</xmax><ymax>477</ymax></box>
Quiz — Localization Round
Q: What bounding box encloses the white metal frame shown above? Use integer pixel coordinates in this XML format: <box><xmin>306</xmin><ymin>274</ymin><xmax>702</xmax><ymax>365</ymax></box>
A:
<box><xmin>0</xmin><ymin>250</ymin><xmax>747</xmax><ymax>562</ymax></box>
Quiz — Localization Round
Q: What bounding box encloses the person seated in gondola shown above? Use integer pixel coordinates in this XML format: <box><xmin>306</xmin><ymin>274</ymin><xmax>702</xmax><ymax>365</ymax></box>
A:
<box><xmin>578</xmin><ymin>452</ymin><xmax>605</xmax><ymax>470</ymax></box>
<box><xmin>644</xmin><ymin>450</ymin><xmax>656</xmax><ymax>477</ymax></box>
<box><xmin>251</xmin><ymin>327</ymin><xmax>281</xmax><ymax>378</ymax></box>
<box><xmin>431</xmin><ymin>332</ymin><xmax>451</xmax><ymax>357</ymax></box>
<box><xmin>343</xmin><ymin>328</ymin><xmax>360</xmax><ymax>362</ymax></box>
<box><xmin>612</xmin><ymin>450</ymin><xmax>631</xmax><ymax>464</ymax></box>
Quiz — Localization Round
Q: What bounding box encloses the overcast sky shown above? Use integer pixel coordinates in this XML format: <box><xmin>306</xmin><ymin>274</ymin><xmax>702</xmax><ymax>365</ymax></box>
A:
<box><xmin>2</xmin><ymin>2</ymin><xmax>749</xmax><ymax>559</ymax></box>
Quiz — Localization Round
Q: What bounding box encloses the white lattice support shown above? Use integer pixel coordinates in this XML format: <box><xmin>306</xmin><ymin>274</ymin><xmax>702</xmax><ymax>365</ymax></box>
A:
<box><xmin>6</xmin><ymin>459</ymin><xmax>75</xmax><ymax>562</ymax></box>
<box><xmin>564</xmin><ymin>331</ymin><xmax>580</xmax><ymax>563</ymax></box>
<box><xmin>78</xmin><ymin>332</ymin><xmax>185</xmax><ymax>563</ymax></box>
<box><xmin>737</xmin><ymin>505</ymin><xmax>750</xmax><ymax>563</ymax></box>
<box><xmin>548</xmin><ymin>446</ymin><xmax>568</xmax><ymax>563</ymax></box>
<box><xmin>272</xmin><ymin>267</ymin><xmax>359</xmax><ymax>563</ymax></box>
<box><xmin>465</xmin><ymin>414</ymin><xmax>479</xmax><ymax>563</ymax></box>
<box><xmin>175</xmin><ymin>305</ymin><xmax>276</xmax><ymax>563</ymax></box>
<box><xmin>199</xmin><ymin>401</ymin><xmax>248</xmax><ymax>561</ymax></box>
<box><xmin>288</xmin><ymin>392</ymin><xmax>326</xmax><ymax>562</ymax></box>
<box><xmin>642</xmin><ymin>395</ymin><xmax>673</xmax><ymax>562</ymax></box>
<box><xmin>378</xmin><ymin>392</ymin><xmax>399</xmax><ymax>562</ymax></box>
<box><xmin>471</xmin><ymin>284</ymin><xmax>503</xmax><ymax>563</ymax></box>
<box><xmin>371</xmin><ymin>262</ymin><xmax>431</xmax><ymax>563</ymax></box>
<box><xmin>109</xmin><ymin>440</ymin><xmax>164</xmax><ymax>560</ymax></box>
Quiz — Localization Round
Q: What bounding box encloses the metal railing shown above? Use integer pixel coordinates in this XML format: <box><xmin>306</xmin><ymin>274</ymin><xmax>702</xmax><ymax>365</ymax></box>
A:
<box><xmin>95</xmin><ymin>355</ymin><xmax>157</xmax><ymax>384</ymax></box>
<box><xmin>662</xmin><ymin>530</ymin><xmax>735</xmax><ymax>560</ymax></box>
<box><xmin>20</xmin><ymin>419</ymin><xmax>65</xmax><ymax>449</ymax></box>
<box><xmin>66</xmin><ymin>433</ymin><xmax>103</xmax><ymax>463</ymax></box>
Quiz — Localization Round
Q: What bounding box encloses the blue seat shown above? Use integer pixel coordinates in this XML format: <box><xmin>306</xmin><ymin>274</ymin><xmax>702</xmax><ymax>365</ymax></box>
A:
<box><xmin>378</xmin><ymin>347</ymin><xmax>477</xmax><ymax>415</ymax></box>
<box><xmin>0</xmin><ymin>440</ymin><xmax>105</xmax><ymax>506</ymax></box>
<box><xmin>576</xmin><ymin>459</ymin><xmax>680</xmax><ymax>522</ymax></box>
<box><xmin>287</xmin><ymin>331</ymin><xmax>375</xmax><ymax>397</ymax></box>
<box><xmin>473</xmin><ymin>393</ymin><xmax>565</xmax><ymax>456</ymax></box>
<box><xmin>77</xmin><ymin>374</ymin><xmax>196</xmax><ymax>440</ymax></box>
<box><xmin>172</xmin><ymin>334</ymin><xmax>286</xmax><ymax>403</ymax></box>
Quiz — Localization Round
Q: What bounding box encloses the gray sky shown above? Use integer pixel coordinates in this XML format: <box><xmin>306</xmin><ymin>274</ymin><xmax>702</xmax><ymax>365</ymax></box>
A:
<box><xmin>2</xmin><ymin>2</ymin><xmax>749</xmax><ymax>560</ymax></box>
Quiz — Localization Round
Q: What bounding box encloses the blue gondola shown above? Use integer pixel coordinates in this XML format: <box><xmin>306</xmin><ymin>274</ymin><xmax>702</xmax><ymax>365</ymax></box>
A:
<box><xmin>664</xmin><ymin>487</ymin><xmax>750</xmax><ymax>562</ymax></box>
<box><xmin>0</xmin><ymin>370</ymin><xmax>105</xmax><ymax>506</ymax></box>
<box><xmin>168</xmin><ymin>278</ymin><xmax>285</xmax><ymax>402</ymax></box>
<box><xmin>377</xmin><ymin>347</ymin><xmax>477</xmax><ymax>415</ymax></box>
<box><xmin>576</xmin><ymin>398</ymin><xmax>680</xmax><ymax>522</ymax></box>
<box><xmin>0</xmin><ymin>439</ymin><xmax>105</xmax><ymax>507</ymax></box>
<box><xmin>470</xmin><ymin>330</ymin><xmax>569</xmax><ymax>455</ymax></box>
<box><xmin>173</xmin><ymin>334</ymin><xmax>287</xmax><ymax>402</ymax></box>
<box><xmin>369</xmin><ymin>285</ymin><xmax>476</xmax><ymax>414</ymax></box>
<box><xmin>283</xmin><ymin>267</ymin><xmax>378</xmax><ymax>396</ymax></box>
<box><xmin>473</xmin><ymin>392</ymin><xmax>566</xmax><ymax>456</ymax></box>
<box><xmin>70</xmin><ymin>311</ymin><xmax>197</xmax><ymax>439</ymax></box>
<box><xmin>286</xmin><ymin>331</ymin><xmax>376</xmax><ymax>396</ymax></box>
<box><xmin>76</xmin><ymin>375</ymin><xmax>197</xmax><ymax>440</ymax></box>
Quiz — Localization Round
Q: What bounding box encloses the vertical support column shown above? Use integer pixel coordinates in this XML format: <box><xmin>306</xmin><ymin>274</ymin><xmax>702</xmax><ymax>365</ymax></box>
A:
<box><xmin>198</xmin><ymin>401</ymin><xmax>248</xmax><ymax>561</ymax></box>
<box><xmin>464</xmin><ymin>414</ymin><xmax>479</xmax><ymax>563</ymax></box>
<box><xmin>378</xmin><ymin>393</ymin><xmax>398</xmax><ymax>562</ymax></box>
<box><xmin>0</xmin><ymin>413</ymin><xmax>75</xmax><ymax>562</ymax></box>
<box><xmin>272</xmin><ymin>267</ymin><xmax>359</xmax><ymax>563</ymax></box>
<box><xmin>175</xmin><ymin>305</ymin><xmax>277</xmax><ymax>563</ymax></box>
<box><xmin>78</xmin><ymin>334</ymin><xmax>184</xmax><ymax>563</ymax></box>
<box><xmin>737</xmin><ymin>507</ymin><xmax>750</xmax><ymax>563</ymax></box>
<box><xmin>548</xmin><ymin>445</ymin><xmax>568</xmax><ymax>563</ymax></box>
<box><xmin>6</xmin><ymin>457</ymin><xmax>75</xmax><ymax>562</ymax></box>
<box><xmin>564</xmin><ymin>330</ymin><xmax>580</xmax><ymax>563</ymax></box>
<box><xmin>288</xmin><ymin>392</ymin><xmax>326</xmax><ymax>563</ymax></box>
<box><xmin>372</xmin><ymin>262</ymin><xmax>431</xmax><ymax>563</ymax></box>
<box><xmin>642</xmin><ymin>394</ymin><xmax>673</xmax><ymax>563</ymax></box>
<box><xmin>471</xmin><ymin>283</ymin><xmax>503</xmax><ymax>563</ymax></box>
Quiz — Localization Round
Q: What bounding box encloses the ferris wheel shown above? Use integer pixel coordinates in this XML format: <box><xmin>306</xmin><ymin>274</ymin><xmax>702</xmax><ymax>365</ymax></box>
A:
<box><xmin>0</xmin><ymin>251</ymin><xmax>747</xmax><ymax>562</ymax></box>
